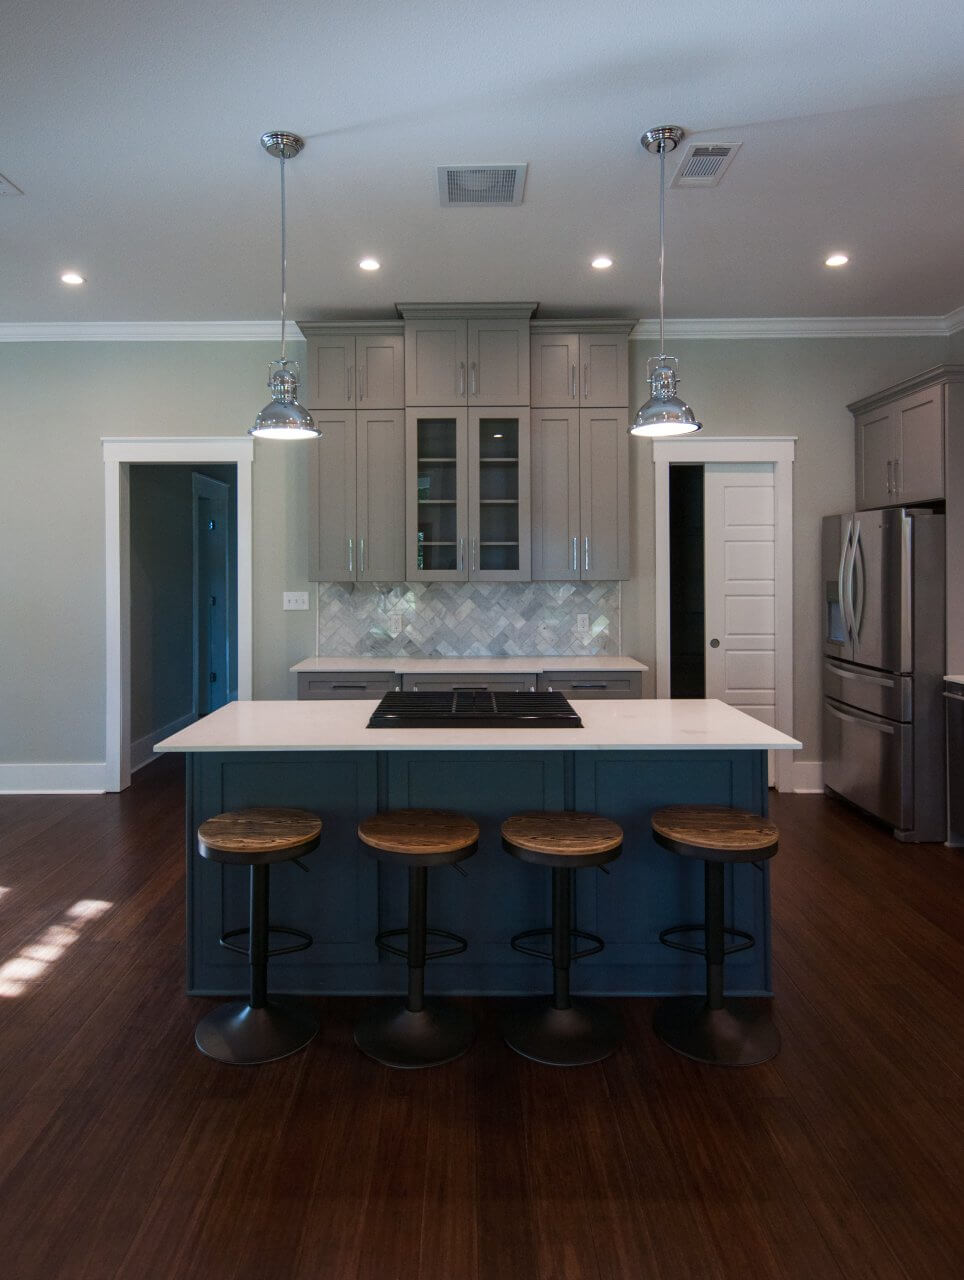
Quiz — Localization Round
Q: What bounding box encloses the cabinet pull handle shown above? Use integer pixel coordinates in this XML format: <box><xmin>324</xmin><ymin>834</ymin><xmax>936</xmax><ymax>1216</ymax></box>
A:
<box><xmin>458</xmin><ymin>362</ymin><xmax>466</xmax><ymax>397</ymax></box>
<box><xmin>571</xmin><ymin>363</ymin><xmax>577</xmax><ymax>400</ymax></box>
<box><xmin>457</xmin><ymin>536</ymin><xmax>464</xmax><ymax>572</ymax></box>
<box><xmin>583</xmin><ymin>362</ymin><xmax>589</xmax><ymax>400</ymax></box>
<box><xmin>470</xmin><ymin>362</ymin><xmax>478</xmax><ymax>396</ymax></box>
<box><xmin>359</xmin><ymin>366</ymin><xmax>365</xmax><ymax>401</ymax></box>
<box><xmin>886</xmin><ymin>459</ymin><xmax>892</xmax><ymax>495</ymax></box>
<box><xmin>359</xmin><ymin>538</ymin><xmax>366</xmax><ymax>575</ymax></box>
<box><xmin>584</xmin><ymin>535</ymin><xmax>590</xmax><ymax>574</ymax></box>
<box><xmin>894</xmin><ymin>457</ymin><xmax>900</xmax><ymax>495</ymax></box>
<box><xmin>471</xmin><ymin>537</ymin><xmax>477</xmax><ymax>573</ymax></box>
<box><xmin>347</xmin><ymin>365</ymin><xmax>353</xmax><ymax>402</ymax></box>
<box><xmin>572</xmin><ymin>535</ymin><xmax>578</xmax><ymax>573</ymax></box>
<box><xmin>347</xmin><ymin>536</ymin><xmax>353</xmax><ymax>574</ymax></box>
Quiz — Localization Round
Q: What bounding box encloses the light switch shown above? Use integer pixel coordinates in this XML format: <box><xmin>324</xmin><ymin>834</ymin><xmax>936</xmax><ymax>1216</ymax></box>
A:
<box><xmin>283</xmin><ymin>591</ymin><xmax>310</xmax><ymax>611</ymax></box>
<box><xmin>388</xmin><ymin>612</ymin><xmax>403</xmax><ymax>638</ymax></box>
<box><xmin>576</xmin><ymin>614</ymin><xmax>590</xmax><ymax>637</ymax></box>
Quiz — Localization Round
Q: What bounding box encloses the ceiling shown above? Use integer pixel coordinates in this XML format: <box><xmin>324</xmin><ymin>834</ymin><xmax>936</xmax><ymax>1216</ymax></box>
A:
<box><xmin>1</xmin><ymin>0</ymin><xmax>962</xmax><ymax>325</ymax></box>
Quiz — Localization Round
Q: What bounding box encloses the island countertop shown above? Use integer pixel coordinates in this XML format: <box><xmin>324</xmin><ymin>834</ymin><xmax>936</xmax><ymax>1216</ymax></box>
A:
<box><xmin>291</xmin><ymin>656</ymin><xmax>649</xmax><ymax>674</ymax></box>
<box><xmin>156</xmin><ymin>697</ymin><xmax>800</xmax><ymax>754</ymax></box>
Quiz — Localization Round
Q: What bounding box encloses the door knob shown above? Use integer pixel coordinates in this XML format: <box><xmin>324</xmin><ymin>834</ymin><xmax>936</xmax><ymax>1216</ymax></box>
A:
<box><xmin>709</xmin><ymin>638</ymin><xmax>720</xmax><ymax>648</ymax></box>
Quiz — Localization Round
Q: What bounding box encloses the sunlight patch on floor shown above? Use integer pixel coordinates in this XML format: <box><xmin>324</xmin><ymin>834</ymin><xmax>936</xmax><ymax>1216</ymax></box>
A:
<box><xmin>0</xmin><ymin>899</ymin><xmax>112</xmax><ymax>997</ymax></box>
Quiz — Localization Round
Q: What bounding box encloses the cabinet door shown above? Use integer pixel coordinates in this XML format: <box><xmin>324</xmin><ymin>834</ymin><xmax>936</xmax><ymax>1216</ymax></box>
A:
<box><xmin>404</xmin><ymin>319</ymin><xmax>467</xmax><ymax>406</ymax></box>
<box><xmin>356</xmin><ymin>411</ymin><xmax>405</xmax><ymax>582</ymax></box>
<box><xmin>530</xmin><ymin>333</ymin><xmax>579</xmax><ymax>407</ymax></box>
<box><xmin>855</xmin><ymin>406</ymin><xmax>896</xmax><ymax>509</ymax></box>
<box><xmin>579</xmin><ymin>410</ymin><xmax>630</xmax><ymax>580</ymax></box>
<box><xmin>406</xmin><ymin>409</ymin><xmax>468</xmax><ymax>580</ymax></box>
<box><xmin>579</xmin><ymin>333</ymin><xmax>628</xmax><ymax>407</ymax></box>
<box><xmin>530</xmin><ymin>409</ymin><xmax>580</xmax><ymax>580</ymax></box>
<box><xmin>306</xmin><ymin>334</ymin><xmax>354</xmax><ymax>409</ymax></box>
<box><xmin>356</xmin><ymin>333</ymin><xmax>405</xmax><ymax>409</ymax></box>
<box><xmin>468</xmin><ymin>408</ymin><xmax>530</xmax><ymax>581</ymax></box>
<box><xmin>467</xmin><ymin>318</ymin><xmax>529</xmax><ymax>405</ymax></box>
<box><xmin>309</xmin><ymin>412</ymin><xmax>357</xmax><ymax>582</ymax></box>
<box><xmin>896</xmin><ymin>386</ymin><xmax>944</xmax><ymax>503</ymax></box>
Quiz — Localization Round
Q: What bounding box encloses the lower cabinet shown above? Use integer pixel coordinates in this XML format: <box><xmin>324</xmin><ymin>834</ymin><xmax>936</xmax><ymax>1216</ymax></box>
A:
<box><xmin>401</xmin><ymin>673</ymin><xmax>537</xmax><ymax>693</ymax></box>
<box><xmin>297</xmin><ymin>672</ymin><xmax>400</xmax><ymax>699</ymax></box>
<box><xmin>537</xmin><ymin>670</ymin><xmax>643</xmax><ymax>699</ymax></box>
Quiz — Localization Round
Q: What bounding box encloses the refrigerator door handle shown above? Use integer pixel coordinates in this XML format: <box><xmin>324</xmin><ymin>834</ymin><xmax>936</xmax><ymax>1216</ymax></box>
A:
<box><xmin>852</xmin><ymin>521</ymin><xmax>865</xmax><ymax>639</ymax></box>
<box><xmin>838</xmin><ymin>519</ymin><xmax>854</xmax><ymax>641</ymax></box>
<box><xmin>841</xmin><ymin>520</ymin><xmax>857</xmax><ymax>641</ymax></box>
<box><xmin>825</xmin><ymin>700</ymin><xmax>896</xmax><ymax>734</ymax></box>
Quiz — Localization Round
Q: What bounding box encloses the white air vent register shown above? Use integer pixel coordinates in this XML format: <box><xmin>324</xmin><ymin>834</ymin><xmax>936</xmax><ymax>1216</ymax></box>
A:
<box><xmin>671</xmin><ymin>143</ymin><xmax>741</xmax><ymax>188</ymax></box>
<box><xmin>438</xmin><ymin>164</ymin><xmax>528</xmax><ymax>206</ymax></box>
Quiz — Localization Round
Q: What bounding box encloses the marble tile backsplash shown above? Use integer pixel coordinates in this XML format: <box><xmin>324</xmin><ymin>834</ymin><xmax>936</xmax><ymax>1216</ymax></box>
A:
<box><xmin>316</xmin><ymin>582</ymin><xmax>620</xmax><ymax>658</ymax></box>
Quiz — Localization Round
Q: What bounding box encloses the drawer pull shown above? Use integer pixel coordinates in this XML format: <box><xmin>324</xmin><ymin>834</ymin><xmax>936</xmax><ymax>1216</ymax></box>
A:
<box><xmin>570</xmin><ymin>683</ymin><xmax>607</xmax><ymax>689</ymax></box>
<box><xmin>332</xmin><ymin>684</ymin><xmax>369</xmax><ymax>690</ymax></box>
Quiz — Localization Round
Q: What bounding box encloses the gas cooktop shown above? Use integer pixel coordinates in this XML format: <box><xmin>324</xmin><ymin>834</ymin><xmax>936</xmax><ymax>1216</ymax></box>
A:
<box><xmin>367</xmin><ymin>689</ymin><xmax>583</xmax><ymax>729</ymax></box>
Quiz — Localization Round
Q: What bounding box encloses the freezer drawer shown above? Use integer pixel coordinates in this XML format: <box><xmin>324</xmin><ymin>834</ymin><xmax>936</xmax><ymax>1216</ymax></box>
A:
<box><xmin>947</xmin><ymin>686</ymin><xmax>964</xmax><ymax>846</ymax></box>
<box><xmin>823</xmin><ymin>696</ymin><xmax>913</xmax><ymax>830</ymax></box>
<box><xmin>823</xmin><ymin>659</ymin><xmax>911</xmax><ymax>721</ymax></box>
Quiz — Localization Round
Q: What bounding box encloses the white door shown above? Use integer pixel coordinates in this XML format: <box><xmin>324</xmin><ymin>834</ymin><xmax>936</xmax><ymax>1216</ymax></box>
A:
<box><xmin>703</xmin><ymin>463</ymin><xmax>776</xmax><ymax>784</ymax></box>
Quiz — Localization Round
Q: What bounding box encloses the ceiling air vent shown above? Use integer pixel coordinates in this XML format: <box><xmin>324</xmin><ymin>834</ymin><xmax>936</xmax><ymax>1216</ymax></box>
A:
<box><xmin>438</xmin><ymin>164</ymin><xmax>528</xmax><ymax>207</ymax></box>
<box><xmin>671</xmin><ymin>142</ymin><xmax>741</xmax><ymax>188</ymax></box>
<box><xmin>0</xmin><ymin>171</ymin><xmax>24</xmax><ymax>196</ymax></box>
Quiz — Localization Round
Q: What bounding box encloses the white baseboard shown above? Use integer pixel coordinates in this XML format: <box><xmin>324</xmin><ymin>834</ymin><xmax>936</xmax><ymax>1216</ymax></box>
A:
<box><xmin>792</xmin><ymin>761</ymin><xmax>824</xmax><ymax>793</ymax></box>
<box><xmin>131</xmin><ymin>711</ymin><xmax>195</xmax><ymax>773</ymax></box>
<box><xmin>0</xmin><ymin>762</ymin><xmax>109</xmax><ymax>794</ymax></box>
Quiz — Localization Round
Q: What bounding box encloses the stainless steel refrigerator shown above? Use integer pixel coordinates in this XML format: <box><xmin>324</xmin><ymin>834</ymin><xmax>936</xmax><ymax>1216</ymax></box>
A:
<box><xmin>822</xmin><ymin>507</ymin><xmax>945</xmax><ymax>841</ymax></box>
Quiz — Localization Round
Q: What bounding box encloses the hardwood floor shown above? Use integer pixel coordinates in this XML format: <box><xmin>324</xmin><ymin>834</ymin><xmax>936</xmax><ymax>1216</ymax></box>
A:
<box><xmin>0</xmin><ymin>758</ymin><xmax>961</xmax><ymax>1280</ymax></box>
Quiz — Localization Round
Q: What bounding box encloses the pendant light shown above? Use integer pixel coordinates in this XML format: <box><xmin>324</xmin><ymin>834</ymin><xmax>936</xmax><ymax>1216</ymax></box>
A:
<box><xmin>249</xmin><ymin>131</ymin><xmax>319</xmax><ymax>440</ymax></box>
<box><xmin>630</xmin><ymin>126</ymin><xmax>702</xmax><ymax>438</ymax></box>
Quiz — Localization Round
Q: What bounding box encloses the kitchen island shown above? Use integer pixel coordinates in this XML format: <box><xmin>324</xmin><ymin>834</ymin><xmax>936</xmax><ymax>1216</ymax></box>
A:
<box><xmin>157</xmin><ymin>699</ymin><xmax>799</xmax><ymax>997</ymax></box>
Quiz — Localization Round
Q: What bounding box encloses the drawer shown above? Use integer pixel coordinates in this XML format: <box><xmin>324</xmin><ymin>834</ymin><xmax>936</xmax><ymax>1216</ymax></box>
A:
<box><xmin>297</xmin><ymin>671</ymin><xmax>400</xmax><ymax>700</ymax></box>
<box><xmin>823</xmin><ymin>660</ymin><xmax>911</xmax><ymax>721</ymax></box>
<box><xmin>401</xmin><ymin>672</ymin><xmax>538</xmax><ymax>693</ymax></box>
<box><xmin>537</xmin><ymin>670</ymin><xmax>642</xmax><ymax>699</ymax></box>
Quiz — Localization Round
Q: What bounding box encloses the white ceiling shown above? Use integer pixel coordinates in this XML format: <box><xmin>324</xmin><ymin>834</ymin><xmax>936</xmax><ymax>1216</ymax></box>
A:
<box><xmin>2</xmin><ymin>0</ymin><xmax>962</xmax><ymax>325</ymax></box>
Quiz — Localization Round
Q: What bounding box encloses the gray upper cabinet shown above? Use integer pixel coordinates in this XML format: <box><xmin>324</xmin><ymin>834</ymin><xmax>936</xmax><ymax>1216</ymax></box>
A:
<box><xmin>406</xmin><ymin>408</ymin><xmax>469</xmax><ymax>581</ymax></box>
<box><xmin>309</xmin><ymin>409</ymin><xmax>405</xmax><ymax>583</ymax></box>
<box><xmin>467</xmin><ymin>318</ymin><xmax>529</xmax><ymax>405</ymax></box>
<box><xmin>530</xmin><ymin>408</ymin><xmax>629</xmax><ymax>581</ymax></box>
<box><xmin>851</xmin><ymin>367</ymin><xmax>954</xmax><ymax>509</ymax></box>
<box><xmin>530</xmin><ymin>324</ymin><xmax>631</xmax><ymax>408</ymax></box>
<box><xmin>401</xmin><ymin>304</ymin><xmax>535</xmax><ymax>407</ymax></box>
<box><xmin>301</xmin><ymin>325</ymin><xmax>404</xmax><ymax>410</ymax></box>
<box><xmin>468</xmin><ymin>408</ymin><xmax>531</xmax><ymax>581</ymax></box>
<box><xmin>404</xmin><ymin>317</ymin><xmax>467</xmax><ymax>406</ymax></box>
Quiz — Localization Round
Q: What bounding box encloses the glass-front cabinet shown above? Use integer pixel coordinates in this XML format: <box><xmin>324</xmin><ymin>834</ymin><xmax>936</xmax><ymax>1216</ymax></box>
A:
<box><xmin>405</xmin><ymin>407</ymin><xmax>530</xmax><ymax>581</ymax></box>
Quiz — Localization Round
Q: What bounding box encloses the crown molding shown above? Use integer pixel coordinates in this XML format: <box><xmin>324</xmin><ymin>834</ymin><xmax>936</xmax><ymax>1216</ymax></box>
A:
<box><xmin>630</xmin><ymin>312</ymin><xmax>962</xmax><ymax>339</ymax></box>
<box><xmin>0</xmin><ymin>321</ymin><xmax>283</xmax><ymax>342</ymax></box>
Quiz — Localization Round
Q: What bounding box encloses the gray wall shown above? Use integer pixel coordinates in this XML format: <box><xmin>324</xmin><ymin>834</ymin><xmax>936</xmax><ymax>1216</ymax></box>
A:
<box><xmin>621</xmin><ymin>335</ymin><xmax>950</xmax><ymax>762</ymax></box>
<box><xmin>0</xmin><ymin>332</ymin><xmax>953</xmax><ymax>772</ymax></box>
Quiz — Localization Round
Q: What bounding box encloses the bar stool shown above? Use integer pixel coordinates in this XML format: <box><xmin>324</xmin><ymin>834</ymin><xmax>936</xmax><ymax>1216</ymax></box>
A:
<box><xmin>651</xmin><ymin>804</ymin><xmax>780</xmax><ymax>1066</ymax></box>
<box><xmin>354</xmin><ymin>809</ymin><xmax>479</xmax><ymax>1069</ymax></box>
<box><xmin>195</xmin><ymin>806</ymin><xmax>322</xmax><ymax>1065</ymax></box>
<box><xmin>501</xmin><ymin>811</ymin><xmax>624</xmax><ymax>1066</ymax></box>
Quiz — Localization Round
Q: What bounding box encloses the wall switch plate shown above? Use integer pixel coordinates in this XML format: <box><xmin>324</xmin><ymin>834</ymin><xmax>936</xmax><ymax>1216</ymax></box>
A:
<box><xmin>387</xmin><ymin>612</ymin><xmax>403</xmax><ymax>638</ymax></box>
<box><xmin>576</xmin><ymin>614</ymin><xmax>590</xmax><ymax>637</ymax></box>
<box><xmin>283</xmin><ymin>591</ymin><xmax>310</xmax><ymax>611</ymax></box>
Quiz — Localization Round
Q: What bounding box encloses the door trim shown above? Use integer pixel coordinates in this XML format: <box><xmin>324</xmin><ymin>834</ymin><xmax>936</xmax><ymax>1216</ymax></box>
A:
<box><xmin>654</xmin><ymin>436</ymin><xmax>796</xmax><ymax>792</ymax></box>
<box><xmin>103</xmin><ymin>436</ymin><xmax>254</xmax><ymax>793</ymax></box>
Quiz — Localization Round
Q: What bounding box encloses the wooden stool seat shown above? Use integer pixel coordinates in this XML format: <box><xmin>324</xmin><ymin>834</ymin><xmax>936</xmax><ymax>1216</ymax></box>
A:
<box><xmin>357</xmin><ymin>809</ymin><xmax>479</xmax><ymax>865</ymax></box>
<box><xmin>198</xmin><ymin>807</ymin><xmax>323</xmax><ymax>866</ymax></box>
<box><xmin>501</xmin><ymin>811</ymin><xmax>623</xmax><ymax>868</ymax></box>
<box><xmin>651</xmin><ymin>805</ymin><xmax>778</xmax><ymax>863</ymax></box>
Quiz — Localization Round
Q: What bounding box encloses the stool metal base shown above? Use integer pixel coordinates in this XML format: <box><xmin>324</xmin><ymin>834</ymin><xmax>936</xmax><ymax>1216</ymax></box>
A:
<box><xmin>503</xmin><ymin>999</ymin><xmax>623</xmax><ymax>1067</ymax></box>
<box><xmin>653</xmin><ymin>996</ymin><xmax>780</xmax><ymax>1066</ymax></box>
<box><xmin>354</xmin><ymin>1001</ymin><xmax>474</xmax><ymax>1069</ymax></box>
<box><xmin>195</xmin><ymin>998</ymin><xmax>318</xmax><ymax>1065</ymax></box>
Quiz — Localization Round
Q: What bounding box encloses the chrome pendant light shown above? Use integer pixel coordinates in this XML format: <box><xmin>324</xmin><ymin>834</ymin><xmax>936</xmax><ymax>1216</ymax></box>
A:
<box><xmin>249</xmin><ymin>131</ymin><xmax>319</xmax><ymax>440</ymax></box>
<box><xmin>630</xmin><ymin>126</ymin><xmax>702</xmax><ymax>438</ymax></box>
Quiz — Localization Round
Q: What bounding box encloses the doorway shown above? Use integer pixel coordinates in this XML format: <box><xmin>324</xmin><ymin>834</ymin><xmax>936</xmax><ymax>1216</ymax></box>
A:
<box><xmin>655</xmin><ymin>437</ymin><xmax>795</xmax><ymax>792</ymax></box>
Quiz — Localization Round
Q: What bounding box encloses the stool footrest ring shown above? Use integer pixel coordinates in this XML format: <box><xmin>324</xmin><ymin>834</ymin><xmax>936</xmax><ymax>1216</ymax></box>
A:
<box><xmin>658</xmin><ymin>923</ymin><xmax>755</xmax><ymax>957</ymax></box>
<box><xmin>510</xmin><ymin>926</ymin><xmax>604</xmax><ymax>962</ymax></box>
<box><xmin>375</xmin><ymin>926</ymin><xmax>468</xmax><ymax>962</ymax></box>
<box><xmin>219</xmin><ymin>924</ymin><xmax>313</xmax><ymax>958</ymax></box>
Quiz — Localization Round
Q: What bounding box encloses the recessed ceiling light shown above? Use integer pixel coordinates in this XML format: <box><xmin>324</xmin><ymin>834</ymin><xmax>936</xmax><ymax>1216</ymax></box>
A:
<box><xmin>591</xmin><ymin>256</ymin><xmax>613</xmax><ymax>270</ymax></box>
<box><xmin>358</xmin><ymin>257</ymin><xmax>380</xmax><ymax>271</ymax></box>
<box><xmin>824</xmin><ymin>253</ymin><xmax>849</xmax><ymax>268</ymax></box>
<box><xmin>60</xmin><ymin>271</ymin><xmax>85</xmax><ymax>285</ymax></box>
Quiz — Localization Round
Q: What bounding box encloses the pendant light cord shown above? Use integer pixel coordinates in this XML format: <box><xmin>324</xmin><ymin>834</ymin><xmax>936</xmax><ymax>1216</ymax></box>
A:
<box><xmin>657</xmin><ymin>140</ymin><xmax>665</xmax><ymax>356</ymax></box>
<box><xmin>279</xmin><ymin>152</ymin><xmax>287</xmax><ymax>361</ymax></box>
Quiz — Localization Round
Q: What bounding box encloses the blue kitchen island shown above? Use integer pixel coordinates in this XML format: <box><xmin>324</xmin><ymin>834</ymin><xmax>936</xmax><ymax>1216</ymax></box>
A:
<box><xmin>157</xmin><ymin>698</ymin><xmax>799</xmax><ymax>998</ymax></box>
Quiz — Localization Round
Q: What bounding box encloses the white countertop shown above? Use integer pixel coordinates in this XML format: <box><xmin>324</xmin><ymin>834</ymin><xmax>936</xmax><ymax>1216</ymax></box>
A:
<box><xmin>156</xmin><ymin>698</ymin><xmax>800</xmax><ymax>754</ymax></box>
<box><xmin>945</xmin><ymin>675</ymin><xmax>964</xmax><ymax>684</ymax></box>
<box><xmin>291</xmin><ymin>655</ymin><xmax>647</xmax><ymax>673</ymax></box>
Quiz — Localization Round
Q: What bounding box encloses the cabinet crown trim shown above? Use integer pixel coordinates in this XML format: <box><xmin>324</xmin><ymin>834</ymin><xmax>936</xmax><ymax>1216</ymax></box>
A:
<box><xmin>298</xmin><ymin>320</ymin><xmax>404</xmax><ymax>335</ymax></box>
<box><xmin>530</xmin><ymin>318</ymin><xmax>635</xmax><ymax>334</ymax></box>
<box><xmin>848</xmin><ymin>364</ymin><xmax>964</xmax><ymax>414</ymax></box>
<box><xmin>396</xmin><ymin>302</ymin><xmax>537</xmax><ymax>319</ymax></box>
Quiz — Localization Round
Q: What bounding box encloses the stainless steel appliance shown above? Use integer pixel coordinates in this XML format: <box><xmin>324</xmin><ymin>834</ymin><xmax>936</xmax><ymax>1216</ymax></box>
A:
<box><xmin>822</xmin><ymin>507</ymin><xmax>945</xmax><ymax>841</ymax></box>
<box><xmin>367</xmin><ymin>689</ymin><xmax>583</xmax><ymax>729</ymax></box>
<box><xmin>945</xmin><ymin>678</ymin><xmax>964</xmax><ymax>846</ymax></box>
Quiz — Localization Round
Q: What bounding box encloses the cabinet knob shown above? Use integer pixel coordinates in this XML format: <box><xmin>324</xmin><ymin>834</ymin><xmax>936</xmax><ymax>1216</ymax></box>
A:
<box><xmin>709</xmin><ymin>638</ymin><xmax>720</xmax><ymax>648</ymax></box>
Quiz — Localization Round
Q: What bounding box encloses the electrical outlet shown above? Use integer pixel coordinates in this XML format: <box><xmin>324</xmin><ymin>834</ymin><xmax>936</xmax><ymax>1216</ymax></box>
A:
<box><xmin>387</xmin><ymin>611</ymin><xmax>403</xmax><ymax>638</ymax></box>
<box><xmin>283</xmin><ymin>591</ymin><xmax>310</xmax><ymax>611</ymax></box>
<box><xmin>576</xmin><ymin>614</ymin><xmax>591</xmax><ymax>637</ymax></box>
<box><xmin>538</xmin><ymin>620</ymin><xmax>555</xmax><ymax>637</ymax></box>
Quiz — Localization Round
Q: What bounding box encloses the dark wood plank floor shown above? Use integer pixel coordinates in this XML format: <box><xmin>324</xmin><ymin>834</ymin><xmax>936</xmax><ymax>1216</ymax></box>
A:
<box><xmin>0</xmin><ymin>758</ymin><xmax>961</xmax><ymax>1280</ymax></box>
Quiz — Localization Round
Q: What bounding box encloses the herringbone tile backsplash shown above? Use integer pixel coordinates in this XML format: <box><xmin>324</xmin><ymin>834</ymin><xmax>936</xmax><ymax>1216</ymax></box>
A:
<box><xmin>316</xmin><ymin>582</ymin><xmax>620</xmax><ymax>657</ymax></box>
